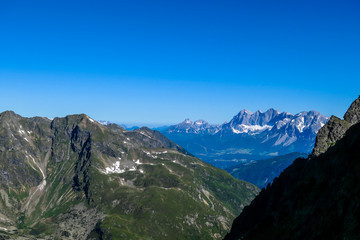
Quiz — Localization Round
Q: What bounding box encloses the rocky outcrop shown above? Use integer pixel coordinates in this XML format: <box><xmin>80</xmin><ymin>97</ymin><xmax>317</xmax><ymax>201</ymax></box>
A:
<box><xmin>344</xmin><ymin>96</ymin><xmax>360</xmax><ymax>124</ymax></box>
<box><xmin>313</xmin><ymin>96</ymin><xmax>360</xmax><ymax>156</ymax></box>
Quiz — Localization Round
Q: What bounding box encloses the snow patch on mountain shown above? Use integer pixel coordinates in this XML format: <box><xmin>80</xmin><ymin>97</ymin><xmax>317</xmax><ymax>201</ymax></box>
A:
<box><xmin>231</xmin><ymin>124</ymin><xmax>272</xmax><ymax>134</ymax></box>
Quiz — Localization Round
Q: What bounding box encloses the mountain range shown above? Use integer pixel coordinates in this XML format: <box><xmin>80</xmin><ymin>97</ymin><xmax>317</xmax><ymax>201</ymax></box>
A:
<box><xmin>0</xmin><ymin>111</ymin><xmax>259</xmax><ymax>239</ymax></box>
<box><xmin>162</xmin><ymin>109</ymin><xmax>329</xmax><ymax>169</ymax></box>
<box><xmin>224</xmin><ymin>96</ymin><xmax>360</xmax><ymax>240</ymax></box>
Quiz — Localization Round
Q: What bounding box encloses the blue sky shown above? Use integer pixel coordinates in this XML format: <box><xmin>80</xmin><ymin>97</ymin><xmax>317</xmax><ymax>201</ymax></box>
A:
<box><xmin>0</xmin><ymin>0</ymin><xmax>359</xmax><ymax>126</ymax></box>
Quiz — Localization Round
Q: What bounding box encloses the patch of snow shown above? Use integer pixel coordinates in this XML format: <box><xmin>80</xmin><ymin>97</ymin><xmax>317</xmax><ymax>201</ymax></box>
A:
<box><xmin>153</xmin><ymin>150</ymin><xmax>168</xmax><ymax>154</ymax></box>
<box><xmin>135</xmin><ymin>159</ymin><xmax>142</xmax><ymax>165</ymax></box>
<box><xmin>38</xmin><ymin>180</ymin><xmax>47</xmax><ymax>191</ymax></box>
<box><xmin>231</xmin><ymin>128</ymin><xmax>242</xmax><ymax>134</ymax></box>
<box><xmin>105</xmin><ymin>161</ymin><xmax>125</xmax><ymax>174</ymax></box>
<box><xmin>97</xmin><ymin>120</ymin><xmax>111</xmax><ymax>125</ymax></box>
<box><xmin>139</xmin><ymin>169</ymin><xmax>144</xmax><ymax>174</ymax></box>
<box><xmin>138</xmin><ymin>131</ymin><xmax>153</xmax><ymax>139</ymax></box>
<box><xmin>87</xmin><ymin>117</ymin><xmax>95</xmax><ymax>123</ymax></box>
<box><xmin>296</xmin><ymin>117</ymin><xmax>305</xmax><ymax>132</ymax></box>
<box><xmin>18</xmin><ymin>129</ymin><xmax>26</xmax><ymax>135</ymax></box>
<box><xmin>232</xmin><ymin>124</ymin><xmax>271</xmax><ymax>134</ymax></box>
<box><xmin>275</xmin><ymin>118</ymin><xmax>291</xmax><ymax>129</ymax></box>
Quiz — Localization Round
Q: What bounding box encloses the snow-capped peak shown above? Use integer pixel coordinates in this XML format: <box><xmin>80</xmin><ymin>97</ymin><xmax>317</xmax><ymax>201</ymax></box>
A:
<box><xmin>184</xmin><ymin>118</ymin><xmax>192</xmax><ymax>124</ymax></box>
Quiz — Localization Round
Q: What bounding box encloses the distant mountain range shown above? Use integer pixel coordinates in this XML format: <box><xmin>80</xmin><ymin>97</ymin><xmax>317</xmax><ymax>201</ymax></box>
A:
<box><xmin>161</xmin><ymin>108</ymin><xmax>329</xmax><ymax>169</ymax></box>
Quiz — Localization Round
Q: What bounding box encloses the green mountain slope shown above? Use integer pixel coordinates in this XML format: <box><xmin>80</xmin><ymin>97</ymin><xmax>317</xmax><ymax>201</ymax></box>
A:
<box><xmin>0</xmin><ymin>111</ymin><xmax>259</xmax><ymax>239</ymax></box>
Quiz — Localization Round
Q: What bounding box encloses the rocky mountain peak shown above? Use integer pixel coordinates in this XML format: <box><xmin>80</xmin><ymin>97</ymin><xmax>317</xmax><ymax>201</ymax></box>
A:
<box><xmin>265</xmin><ymin>108</ymin><xmax>280</xmax><ymax>115</ymax></box>
<box><xmin>230</xmin><ymin>108</ymin><xmax>281</xmax><ymax>127</ymax></box>
<box><xmin>344</xmin><ymin>95</ymin><xmax>360</xmax><ymax>124</ymax></box>
<box><xmin>0</xmin><ymin>110</ymin><xmax>17</xmax><ymax>117</ymax></box>
<box><xmin>313</xmin><ymin>96</ymin><xmax>360</xmax><ymax>156</ymax></box>
<box><xmin>194</xmin><ymin>119</ymin><xmax>208</xmax><ymax>125</ymax></box>
<box><xmin>51</xmin><ymin>114</ymin><xmax>101</xmax><ymax>130</ymax></box>
<box><xmin>0</xmin><ymin>110</ymin><xmax>21</xmax><ymax>122</ymax></box>
<box><xmin>166</xmin><ymin>118</ymin><xmax>220</xmax><ymax>134</ymax></box>
<box><xmin>182</xmin><ymin>118</ymin><xmax>192</xmax><ymax>124</ymax></box>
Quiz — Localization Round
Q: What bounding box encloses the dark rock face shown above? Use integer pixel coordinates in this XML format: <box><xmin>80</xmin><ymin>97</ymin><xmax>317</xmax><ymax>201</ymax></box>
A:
<box><xmin>224</xmin><ymin>96</ymin><xmax>360</xmax><ymax>240</ymax></box>
<box><xmin>0</xmin><ymin>111</ymin><xmax>51</xmax><ymax>188</ymax></box>
<box><xmin>344</xmin><ymin>96</ymin><xmax>360</xmax><ymax>124</ymax></box>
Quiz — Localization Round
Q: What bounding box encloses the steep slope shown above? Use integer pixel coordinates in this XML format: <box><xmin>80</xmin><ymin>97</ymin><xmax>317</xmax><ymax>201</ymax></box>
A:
<box><xmin>226</xmin><ymin>152</ymin><xmax>308</xmax><ymax>188</ymax></box>
<box><xmin>0</xmin><ymin>111</ymin><xmax>259</xmax><ymax>240</ymax></box>
<box><xmin>223</xmin><ymin>96</ymin><xmax>360</xmax><ymax>240</ymax></box>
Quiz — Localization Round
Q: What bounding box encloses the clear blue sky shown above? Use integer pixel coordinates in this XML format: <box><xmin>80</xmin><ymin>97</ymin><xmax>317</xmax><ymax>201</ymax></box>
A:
<box><xmin>0</xmin><ymin>0</ymin><xmax>359</xmax><ymax>126</ymax></box>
